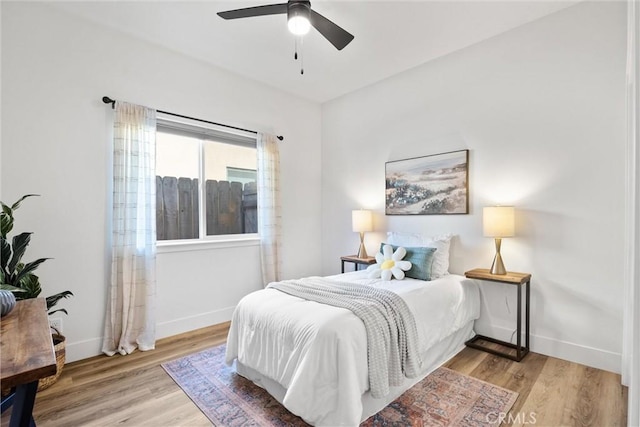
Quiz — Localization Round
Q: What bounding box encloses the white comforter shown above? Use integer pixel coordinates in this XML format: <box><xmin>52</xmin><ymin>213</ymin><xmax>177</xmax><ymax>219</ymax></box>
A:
<box><xmin>225</xmin><ymin>271</ymin><xmax>480</xmax><ymax>426</ymax></box>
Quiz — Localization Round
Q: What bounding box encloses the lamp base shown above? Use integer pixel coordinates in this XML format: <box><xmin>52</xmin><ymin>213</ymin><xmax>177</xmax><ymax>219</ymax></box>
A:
<box><xmin>356</xmin><ymin>232</ymin><xmax>368</xmax><ymax>259</ymax></box>
<box><xmin>490</xmin><ymin>238</ymin><xmax>507</xmax><ymax>275</ymax></box>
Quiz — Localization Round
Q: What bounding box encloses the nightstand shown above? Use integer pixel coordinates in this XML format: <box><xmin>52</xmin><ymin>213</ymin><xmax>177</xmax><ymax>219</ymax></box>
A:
<box><xmin>464</xmin><ymin>268</ymin><xmax>531</xmax><ymax>362</ymax></box>
<box><xmin>340</xmin><ymin>255</ymin><xmax>376</xmax><ymax>273</ymax></box>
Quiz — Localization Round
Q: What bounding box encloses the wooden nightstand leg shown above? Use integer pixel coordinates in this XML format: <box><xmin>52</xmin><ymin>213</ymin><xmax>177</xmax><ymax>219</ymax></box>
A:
<box><xmin>341</xmin><ymin>260</ymin><xmax>345</xmax><ymax>274</ymax></box>
<box><xmin>517</xmin><ymin>282</ymin><xmax>522</xmax><ymax>361</ymax></box>
<box><xmin>526</xmin><ymin>279</ymin><xmax>530</xmax><ymax>350</ymax></box>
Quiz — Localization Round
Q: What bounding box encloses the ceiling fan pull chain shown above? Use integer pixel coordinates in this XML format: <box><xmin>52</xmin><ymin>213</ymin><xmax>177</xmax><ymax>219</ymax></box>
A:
<box><xmin>294</xmin><ymin>37</ymin><xmax>298</xmax><ymax>60</ymax></box>
<box><xmin>300</xmin><ymin>36</ymin><xmax>304</xmax><ymax>75</ymax></box>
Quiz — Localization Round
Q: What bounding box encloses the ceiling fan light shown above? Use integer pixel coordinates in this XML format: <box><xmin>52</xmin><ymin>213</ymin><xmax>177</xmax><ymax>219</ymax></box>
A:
<box><xmin>288</xmin><ymin>15</ymin><xmax>310</xmax><ymax>35</ymax></box>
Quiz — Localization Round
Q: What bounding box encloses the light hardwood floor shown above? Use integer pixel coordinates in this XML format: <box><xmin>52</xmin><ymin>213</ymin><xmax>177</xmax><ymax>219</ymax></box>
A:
<box><xmin>2</xmin><ymin>324</ymin><xmax>627</xmax><ymax>427</ymax></box>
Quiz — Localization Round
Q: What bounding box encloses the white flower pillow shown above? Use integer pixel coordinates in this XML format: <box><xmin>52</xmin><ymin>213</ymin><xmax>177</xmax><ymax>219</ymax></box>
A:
<box><xmin>367</xmin><ymin>245</ymin><xmax>412</xmax><ymax>281</ymax></box>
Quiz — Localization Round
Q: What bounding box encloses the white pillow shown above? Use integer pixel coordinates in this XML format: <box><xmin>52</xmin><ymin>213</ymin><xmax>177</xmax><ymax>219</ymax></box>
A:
<box><xmin>386</xmin><ymin>232</ymin><xmax>452</xmax><ymax>279</ymax></box>
<box><xmin>386</xmin><ymin>232</ymin><xmax>423</xmax><ymax>247</ymax></box>
<box><xmin>422</xmin><ymin>235</ymin><xmax>451</xmax><ymax>279</ymax></box>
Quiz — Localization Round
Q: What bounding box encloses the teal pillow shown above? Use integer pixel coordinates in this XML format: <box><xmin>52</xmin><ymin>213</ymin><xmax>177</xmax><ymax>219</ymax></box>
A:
<box><xmin>379</xmin><ymin>243</ymin><xmax>437</xmax><ymax>281</ymax></box>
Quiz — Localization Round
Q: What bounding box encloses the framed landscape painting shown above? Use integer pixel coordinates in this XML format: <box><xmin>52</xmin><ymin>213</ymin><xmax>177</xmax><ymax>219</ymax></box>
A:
<box><xmin>385</xmin><ymin>149</ymin><xmax>469</xmax><ymax>215</ymax></box>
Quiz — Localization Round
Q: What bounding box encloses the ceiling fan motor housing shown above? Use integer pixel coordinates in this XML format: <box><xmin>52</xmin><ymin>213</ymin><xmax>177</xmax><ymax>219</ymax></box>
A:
<box><xmin>287</xmin><ymin>1</ymin><xmax>311</xmax><ymax>23</ymax></box>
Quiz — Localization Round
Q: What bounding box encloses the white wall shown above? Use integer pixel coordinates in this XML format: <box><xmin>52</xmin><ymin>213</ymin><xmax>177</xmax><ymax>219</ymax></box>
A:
<box><xmin>1</xmin><ymin>2</ymin><xmax>323</xmax><ymax>362</ymax></box>
<box><xmin>1</xmin><ymin>0</ymin><xmax>628</xmax><ymax>374</ymax></box>
<box><xmin>321</xmin><ymin>1</ymin><xmax>626</xmax><ymax>373</ymax></box>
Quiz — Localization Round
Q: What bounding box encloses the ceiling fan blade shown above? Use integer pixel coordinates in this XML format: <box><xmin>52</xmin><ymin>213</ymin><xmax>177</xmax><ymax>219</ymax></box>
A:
<box><xmin>309</xmin><ymin>9</ymin><xmax>354</xmax><ymax>50</ymax></box>
<box><xmin>218</xmin><ymin>3</ymin><xmax>287</xmax><ymax>20</ymax></box>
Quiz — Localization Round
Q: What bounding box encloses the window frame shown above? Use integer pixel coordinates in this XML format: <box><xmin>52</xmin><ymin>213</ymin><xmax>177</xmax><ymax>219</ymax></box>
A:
<box><xmin>155</xmin><ymin>114</ymin><xmax>260</xmax><ymax>250</ymax></box>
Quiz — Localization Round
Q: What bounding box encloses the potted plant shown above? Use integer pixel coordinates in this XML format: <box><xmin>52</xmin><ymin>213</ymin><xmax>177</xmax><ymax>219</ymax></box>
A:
<box><xmin>0</xmin><ymin>194</ymin><xmax>73</xmax><ymax>391</ymax></box>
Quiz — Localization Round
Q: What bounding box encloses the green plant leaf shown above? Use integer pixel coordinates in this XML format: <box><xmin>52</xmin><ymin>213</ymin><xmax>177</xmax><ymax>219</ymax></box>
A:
<box><xmin>9</xmin><ymin>232</ymin><xmax>32</xmax><ymax>273</ymax></box>
<box><xmin>10</xmin><ymin>194</ymin><xmax>39</xmax><ymax>211</ymax></box>
<box><xmin>14</xmin><ymin>259</ymin><xmax>48</xmax><ymax>288</ymax></box>
<box><xmin>48</xmin><ymin>308</ymin><xmax>68</xmax><ymax>316</ymax></box>
<box><xmin>1</xmin><ymin>195</ymin><xmax>38</xmax><ymax>237</ymax></box>
<box><xmin>0</xmin><ymin>237</ymin><xmax>10</xmax><ymax>271</ymax></box>
<box><xmin>1</xmin><ymin>202</ymin><xmax>12</xmax><ymax>215</ymax></box>
<box><xmin>46</xmin><ymin>291</ymin><xmax>73</xmax><ymax>311</ymax></box>
<box><xmin>0</xmin><ymin>283</ymin><xmax>26</xmax><ymax>292</ymax></box>
<box><xmin>16</xmin><ymin>273</ymin><xmax>41</xmax><ymax>299</ymax></box>
<box><xmin>0</xmin><ymin>213</ymin><xmax>13</xmax><ymax>238</ymax></box>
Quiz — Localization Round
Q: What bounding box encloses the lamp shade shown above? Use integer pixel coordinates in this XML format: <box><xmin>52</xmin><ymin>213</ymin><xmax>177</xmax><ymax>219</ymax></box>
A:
<box><xmin>352</xmin><ymin>210</ymin><xmax>373</xmax><ymax>233</ymax></box>
<box><xmin>483</xmin><ymin>206</ymin><xmax>515</xmax><ymax>237</ymax></box>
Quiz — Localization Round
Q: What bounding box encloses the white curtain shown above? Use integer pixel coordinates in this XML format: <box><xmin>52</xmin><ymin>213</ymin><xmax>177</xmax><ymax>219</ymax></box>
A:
<box><xmin>623</xmin><ymin>1</ymin><xmax>639</xmax><ymax>426</ymax></box>
<box><xmin>257</xmin><ymin>133</ymin><xmax>282</xmax><ymax>286</ymax></box>
<box><xmin>102</xmin><ymin>102</ymin><xmax>157</xmax><ymax>356</ymax></box>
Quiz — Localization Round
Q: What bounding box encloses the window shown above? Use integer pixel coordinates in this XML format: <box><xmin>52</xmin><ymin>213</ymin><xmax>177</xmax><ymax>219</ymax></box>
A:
<box><xmin>155</xmin><ymin>118</ymin><xmax>258</xmax><ymax>241</ymax></box>
<box><xmin>227</xmin><ymin>167</ymin><xmax>257</xmax><ymax>186</ymax></box>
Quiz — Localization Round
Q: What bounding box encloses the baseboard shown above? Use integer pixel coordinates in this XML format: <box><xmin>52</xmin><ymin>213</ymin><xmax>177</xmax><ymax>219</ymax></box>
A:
<box><xmin>66</xmin><ymin>336</ymin><xmax>104</xmax><ymax>363</ymax></box>
<box><xmin>155</xmin><ymin>306</ymin><xmax>235</xmax><ymax>340</ymax></box>
<box><xmin>65</xmin><ymin>306</ymin><xmax>236</xmax><ymax>363</ymax></box>
<box><xmin>477</xmin><ymin>324</ymin><xmax>621</xmax><ymax>374</ymax></box>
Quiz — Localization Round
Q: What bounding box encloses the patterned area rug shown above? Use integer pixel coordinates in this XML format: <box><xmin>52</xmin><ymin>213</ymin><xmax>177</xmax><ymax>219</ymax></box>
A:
<box><xmin>162</xmin><ymin>345</ymin><xmax>518</xmax><ymax>426</ymax></box>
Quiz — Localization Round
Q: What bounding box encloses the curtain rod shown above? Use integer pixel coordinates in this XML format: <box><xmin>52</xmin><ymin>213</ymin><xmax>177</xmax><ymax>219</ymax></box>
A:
<box><xmin>102</xmin><ymin>96</ymin><xmax>284</xmax><ymax>141</ymax></box>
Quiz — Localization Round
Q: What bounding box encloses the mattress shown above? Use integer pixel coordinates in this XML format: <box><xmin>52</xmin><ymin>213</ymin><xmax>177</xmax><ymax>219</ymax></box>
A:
<box><xmin>225</xmin><ymin>271</ymin><xmax>480</xmax><ymax>426</ymax></box>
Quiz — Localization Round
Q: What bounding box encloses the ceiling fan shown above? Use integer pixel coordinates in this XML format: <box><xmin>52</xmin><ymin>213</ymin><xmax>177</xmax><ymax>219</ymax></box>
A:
<box><xmin>217</xmin><ymin>1</ymin><xmax>354</xmax><ymax>51</ymax></box>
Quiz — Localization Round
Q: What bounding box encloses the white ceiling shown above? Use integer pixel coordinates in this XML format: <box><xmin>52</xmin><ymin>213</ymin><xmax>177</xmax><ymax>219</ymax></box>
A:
<box><xmin>51</xmin><ymin>1</ymin><xmax>578</xmax><ymax>103</ymax></box>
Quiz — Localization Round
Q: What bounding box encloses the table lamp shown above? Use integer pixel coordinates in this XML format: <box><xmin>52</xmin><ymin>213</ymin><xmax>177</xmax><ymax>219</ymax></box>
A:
<box><xmin>352</xmin><ymin>210</ymin><xmax>373</xmax><ymax>258</ymax></box>
<box><xmin>483</xmin><ymin>206</ymin><xmax>515</xmax><ymax>275</ymax></box>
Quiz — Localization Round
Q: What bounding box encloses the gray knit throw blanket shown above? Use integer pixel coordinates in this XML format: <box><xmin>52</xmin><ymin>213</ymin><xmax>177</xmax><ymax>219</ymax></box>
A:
<box><xmin>267</xmin><ymin>277</ymin><xmax>422</xmax><ymax>398</ymax></box>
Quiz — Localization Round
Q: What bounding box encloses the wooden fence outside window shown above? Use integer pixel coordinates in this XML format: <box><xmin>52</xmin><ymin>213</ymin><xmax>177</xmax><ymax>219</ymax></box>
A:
<box><xmin>156</xmin><ymin>176</ymin><xmax>257</xmax><ymax>240</ymax></box>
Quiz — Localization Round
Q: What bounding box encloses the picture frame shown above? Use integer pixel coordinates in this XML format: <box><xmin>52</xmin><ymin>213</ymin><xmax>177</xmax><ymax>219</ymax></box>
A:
<box><xmin>385</xmin><ymin>149</ymin><xmax>469</xmax><ymax>215</ymax></box>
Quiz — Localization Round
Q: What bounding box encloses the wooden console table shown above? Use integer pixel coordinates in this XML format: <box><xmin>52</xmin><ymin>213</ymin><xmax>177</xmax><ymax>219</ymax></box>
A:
<box><xmin>1</xmin><ymin>298</ymin><xmax>56</xmax><ymax>427</ymax></box>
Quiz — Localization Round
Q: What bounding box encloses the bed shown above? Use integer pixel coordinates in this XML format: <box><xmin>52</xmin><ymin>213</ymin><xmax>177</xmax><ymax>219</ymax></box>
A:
<box><xmin>226</xmin><ymin>232</ymin><xmax>479</xmax><ymax>425</ymax></box>
<box><xmin>225</xmin><ymin>263</ymin><xmax>480</xmax><ymax>426</ymax></box>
